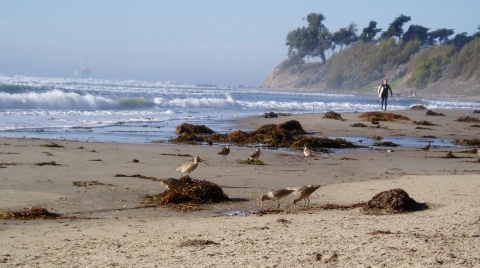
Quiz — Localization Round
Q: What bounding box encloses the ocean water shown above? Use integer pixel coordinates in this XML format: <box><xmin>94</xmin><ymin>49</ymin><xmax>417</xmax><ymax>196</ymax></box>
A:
<box><xmin>1</xmin><ymin>75</ymin><xmax>479</xmax><ymax>144</ymax></box>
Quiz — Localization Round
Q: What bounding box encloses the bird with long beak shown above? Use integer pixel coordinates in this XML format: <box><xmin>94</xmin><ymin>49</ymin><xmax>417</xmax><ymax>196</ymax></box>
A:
<box><xmin>249</xmin><ymin>148</ymin><xmax>263</xmax><ymax>165</ymax></box>
<box><xmin>174</xmin><ymin>156</ymin><xmax>208</xmax><ymax>177</ymax></box>
<box><xmin>218</xmin><ymin>145</ymin><xmax>230</xmax><ymax>163</ymax></box>
<box><xmin>260</xmin><ymin>188</ymin><xmax>294</xmax><ymax>210</ymax></box>
<box><xmin>288</xmin><ymin>185</ymin><xmax>321</xmax><ymax>211</ymax></box>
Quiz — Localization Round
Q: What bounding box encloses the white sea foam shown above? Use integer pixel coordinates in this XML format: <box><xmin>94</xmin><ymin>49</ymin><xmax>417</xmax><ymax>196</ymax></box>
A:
<box><xmin>0</xmin><ymin>90</ymin><xmax>117</xmax><ymax>109</ymax></box>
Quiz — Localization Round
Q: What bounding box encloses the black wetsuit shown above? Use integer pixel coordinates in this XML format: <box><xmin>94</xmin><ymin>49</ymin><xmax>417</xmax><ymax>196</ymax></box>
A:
<box><xmin>380</xmin><ymin>83</ymin><xmax>392</xmax><ymax>111</ymax></box>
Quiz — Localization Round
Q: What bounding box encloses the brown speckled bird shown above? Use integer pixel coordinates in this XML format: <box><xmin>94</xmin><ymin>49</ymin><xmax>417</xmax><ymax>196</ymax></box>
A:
<box><xmin>174</xmin><ymin>156</ymin><xmax>207</xmax><ymax>176</ymax></box>
<box><xmin>260</xmin><ymin>188</ymin><xmax>294</xmax><ymax>210</ymax></box>
<box><xmin>218</xmin><ymin>145</ymin><xmax>230</xmax><ymax>163</ymax></box>
<box><xmin>420</xmin><ymin>141</ymin><xmax>431</xmax><ymax>158</ymax></box>
<box><xmin>288</xmin><ymin>185</ymin><xmax>321</xmax><ymax>211</ymax></box>
<box><xmin>303</xmin><ymin>146</ymin><xmax>313</xmax><ymax>162</ymax></box>
<box><xmin>159</xmin><ymin>178</ymin><xmax>183</xmax><ymax>190</ymax></box>
<box><xmin>249</xmin><ymin>148</ymin><xmax>263</xmax><ymax>164</ymax></box>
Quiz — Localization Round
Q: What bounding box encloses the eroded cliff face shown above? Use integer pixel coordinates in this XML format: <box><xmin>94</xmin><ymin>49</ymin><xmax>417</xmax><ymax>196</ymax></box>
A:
<box><xmin>262</xmin><ymin>62</ymin><xmax>326</xmax><ymax>90</ymax></box>
<box><xmin>262</xmin><ymin>61</ymin><xmax>480</xmax><ymax>99</ymax></box>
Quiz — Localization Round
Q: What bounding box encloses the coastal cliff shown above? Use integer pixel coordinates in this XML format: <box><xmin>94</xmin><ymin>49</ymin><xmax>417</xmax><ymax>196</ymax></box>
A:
<box><xmin>262</xmin><ymin>38</ymin><xmax>480</xmax><ymax>98</ymax></box>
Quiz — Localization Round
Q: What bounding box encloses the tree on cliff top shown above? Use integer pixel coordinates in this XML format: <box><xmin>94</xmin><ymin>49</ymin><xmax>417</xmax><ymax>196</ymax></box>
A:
<box><xmin>286</xmin><ymin>12</ymin><xmax>331</xmax><ymax>63</ymax></box>
<box><xmin>380</xmin><ymin>14</ymin><xmax>411</xmax><ymax>40</ymax></box>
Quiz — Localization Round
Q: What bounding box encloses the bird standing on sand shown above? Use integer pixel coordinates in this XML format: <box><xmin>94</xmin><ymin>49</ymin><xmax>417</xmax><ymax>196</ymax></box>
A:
<box><xmin>420</xmin><ymin>141</ymin><xmax>431</xmax><ymax>158</ymax></box>
<box><xmin>303</xmin><ymin>146</ymin><xmax>313</xmax><ymax>161</ymax></box>
<box><xmin>260</xmin><ymin>189</ymin><xmax>294</xmax><ymax>210</ymax></box>
<box><xmin>476</xmin><ymin>148</ymin><xmax>480</xmax><ymax>160</ymax></box>
<box><xmin>218</xmin><ymin>145</ymin><xmax>230</xmax><ymax>163</ymax></box>
<box><xmin>174</xmin><ymin>156</ymin><xmax>207</xmax><ymax>176</ymax></box>
<box><xmin>249</xmin><ymin>148</ymin><xmax>263</xmax><ymax>164</ymax></box>
<box><xmin>288</xmin><ymin>185</ymin><xmax>321</xmax><ymax>211</ymax></box>
<box><xmin>159</xmin><ymin>178</ymin><xmax>183</xmax><ymax>191</ymax></box>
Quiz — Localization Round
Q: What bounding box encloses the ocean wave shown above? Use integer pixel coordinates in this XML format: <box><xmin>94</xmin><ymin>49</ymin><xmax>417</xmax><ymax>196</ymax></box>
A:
<box><xmin>0</xmin><ymin>90</ymin><xmax>117</xmax><ymax>109</ymax></box>
<box><xmin>158</xmin><ymin>94</ymin><xmax>239</xmax><ymax>109</ymax></box>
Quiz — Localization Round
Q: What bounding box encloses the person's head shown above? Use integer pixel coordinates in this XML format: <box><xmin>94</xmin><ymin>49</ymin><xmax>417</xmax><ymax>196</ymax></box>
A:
<box><xmin>384</xmin><ymin>79</ymin><xmax>388</xmax><ymax>84</ymax></box>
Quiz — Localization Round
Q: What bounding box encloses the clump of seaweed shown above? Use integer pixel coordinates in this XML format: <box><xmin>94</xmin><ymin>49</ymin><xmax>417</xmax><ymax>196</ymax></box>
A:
<box><xmin>144</xmin><ymin>176</ymin><xmax>229</xmax><ymax>211</ymax></box>
<box><xmin>413</xmin><ymin>120</ymin><xmax>437</xmax><ymax>126</ymax></box>
<box><xmin>115</xmin><ymin>174</ymin><xmax>158</xmax><ymax>181</ymax></box>
<box><xmin>426</xmin><ymin>110</ymin><xmax>445</xmax><ymax>116</ymax></box>
<box><xmin>373</xmin><ymin>141</ymin><xmax>400</xmax><ymax>147</ymax></box>
<box><xmin>1</xmin><ymin>207</ymin><xmax>61</xmax><ymax>220</ymax></box>
<box><xmin>35</xmin><ymin>161</ymin><xmax>60</xmax><ymax>166</ymax></box>
<box><xmin>169</xmin><ymin>121</ymin><xmax>358</xmax><ymax>150</ymax></box>
<box><xmin>0</xmin><ymin>162</ymin><xmax>20</xmax><ymax>167</ymax></box>
<box><xmin>175</xmin><ymin>123</ymin><xmax>215</xmax><ymax>135</ymax></box>
<box><xmin>359</xmin><ymin>112</ymin><xmax>410</xmax><ymax>122</ymax></box>
<box><xmin>350</xmin><ymin>123</ymin><xmax>367</xmax><ymax>127</ymax></box>
<box><xmin>171</xmin><ymin>121</ymin><xmax>310</xmax><ymax>148</ymax></box>
<box><xmin>323</xmin><ymin>111</ymin><xmax>343</xmax><ymax>120</ymax></box>
<box><xmin>455</xmin><ymin>116</ymin><xmax>480</xmax><ymax>123</ymax></box>
<box><xmin>442</xmin><ymin>151</ymin><xmax>457</xmax><ymax>158</ymax></box>
<box><xmin>264</xmin><ymin>112</ymin><xmax>278</xmax><ymax>118</ymax></box>
<box><xmin>291</xmin><ymin>136</ymin><xmax>357</xmax><ymax>150</ymax></box>
<box><xmin>276</xmin><ymin>120</ymin><xmax>306</xmax><ymax>135</ymax></box>
<box><xmin>318</xmin><ymin>189</ymin><xmax>426</xmax><ymax>215</ymax></box>
<box><xmin>237</xmin><ymin>158</ymin><xmax>265</xmax><ymax>165</ymax></box>
<box><xmin>72</xmin><ymin>181</ymin><xmax>113</xmax><ymax>187</ymax></box>
<box><xmin>40</xmin><ymin>142</ymin><xmax>64</xmax><ymax>148</ymax></box>
<box><xmin>362</xmin><ymin>188</ymin><xmax>426</xmax><ymax>214</ymax></box>
<box><xmin>410</xmin><ymin>105</ymin><xmax>427</xmax><ymax>110</ymax></box>
<box><xmin>179</xmin><ymin>239</ymin><xmax>220</xmax><ymax>247</ymax></box>
<box><xmin>453</xmin><ymin>139</ymin><xmax>480</xmax><ymax>146</ymax></box>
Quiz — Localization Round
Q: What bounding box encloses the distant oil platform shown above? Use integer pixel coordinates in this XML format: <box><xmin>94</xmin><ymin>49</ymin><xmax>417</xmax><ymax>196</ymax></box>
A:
<box><xmin>74</xmin><ymin>52</ymin><xmax>92</xmax><ymax>78</ymax></box>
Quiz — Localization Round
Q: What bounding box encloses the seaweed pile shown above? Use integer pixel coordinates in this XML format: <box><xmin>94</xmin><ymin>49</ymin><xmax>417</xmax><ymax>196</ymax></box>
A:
<box><xmin>359</xmin><ymin>112</ymin><xmax>410</xmax><ymax>122</ymax></box>
<box><xmin>1</xmin><ymin>207</ymin><xmax>61</xmax><ymax>220</ymax></box>
<box><xmin>170</xmin><ymin>120</ymin><xmax>358</xmax><ymax>150</ymax></box>
<box><xmin>363</xmin><ymin>188</ymin><xmax>427</xmax><ymax>214</ymax></box>
<box><xmin>320</xmin><ymin>189</ymin><xmax>427</xmax><ymax>215</ymax></box>
<box><xmin>453</xmin><ymin>139</ymin><xmax>480</xmax><ymax>146</ymax></box>
<box><xmin>409</xmin><ymin>105</ymin><xmax>427</xmax><ymax>110</ymax></box>
<box><xmin>175</xmin><ymin>123</ymin><xmax>215</xmax><ymax>135</ymax></box>
<box><xmin>426</xmin><ymin>110</ymin><xmax>445</xmax><ymax>116</ymax></box>
<box><xmin>455</xmin><ymin>116</ymin><xmax>480</xmax><ymax>123</ymax></box>
<box><xmin>372</xmin><ymin>141</ymin><xmax>400</xmax><ymax>147</ymax></box>
<box><xmin>323</xmin><ymin>111</ymin><xmax>343</xmax><ymax>120</ymax></box>
<box><xmin>144</xmin><ymin>176</ymin><xmax>229</xmax><ymax>211</ymax></box>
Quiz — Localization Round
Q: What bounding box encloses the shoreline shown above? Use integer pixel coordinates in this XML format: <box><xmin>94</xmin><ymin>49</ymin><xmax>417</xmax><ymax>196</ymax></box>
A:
<box><xmin>260</xmin><ymin>86</ymin><xmax>480</xmax><ymax>102</ymax></box>
<box><xmin>1</xmin><ymin>108</ymin><xmax>480</xmax><ymax>266</ymax></box>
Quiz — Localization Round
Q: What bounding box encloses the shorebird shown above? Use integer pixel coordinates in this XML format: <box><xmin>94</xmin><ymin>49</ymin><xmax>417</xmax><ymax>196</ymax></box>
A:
<box><xmin>249</xmin><ymin>148</ymin><xmax>263</xmax><ymax>165</ymax></box>
<box><xmin>303</xmin><ymin>146</ymin><xmax>313</xmax><ymax>162</ymax></box>
<box><xmin>288</xmin><ymin>185</ymin><xmax>321</xmax><ymax>211</ymax></box>
<box><xmin>260</xmin><ymin>188</ymin><xmax>294</xmax><ymax>210</ymax></box>
<box><xmin>420</xmin><ymin>141</ymin><xmax>431</xmax><ymax>158</ymax></box>
<box><xmin>477</xmin><ymin>148</ymin><xmax>480</xmax><ymax>157</ymax></box>
<box><xmin>218</xmin><ymin>145</ymin><xmax>230</xmax><ymax>163</ymax></box>
<box><xmin>174</xmin><ymin>156</ymin><xmax>207</xmax><ymax>176</ymax></box>
<box><xmin>159</xmin><ymin>178</ymin><xmax>183</xmax><ymax>191</ymax></box>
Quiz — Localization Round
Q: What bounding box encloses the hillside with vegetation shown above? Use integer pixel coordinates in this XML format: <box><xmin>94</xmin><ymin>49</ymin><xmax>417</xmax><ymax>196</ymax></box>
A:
<box><xmin>262</xmin><ymin>13</ymin><xmax>480</xmax><ymax>97</ymax></box>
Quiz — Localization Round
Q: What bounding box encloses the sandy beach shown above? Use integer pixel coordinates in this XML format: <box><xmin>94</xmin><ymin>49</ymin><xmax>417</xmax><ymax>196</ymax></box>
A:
<box><xmin>1</xmin><ymin>109</ymin><xmax>480</xmax><ymax>267</ymax></box>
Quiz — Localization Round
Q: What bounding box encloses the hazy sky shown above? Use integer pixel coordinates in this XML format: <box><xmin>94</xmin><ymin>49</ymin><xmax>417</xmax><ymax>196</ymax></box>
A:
<box><xmin>0</xmin><ymin>1</ymin><xmax>478</xmax><ymax>86</ymax></box>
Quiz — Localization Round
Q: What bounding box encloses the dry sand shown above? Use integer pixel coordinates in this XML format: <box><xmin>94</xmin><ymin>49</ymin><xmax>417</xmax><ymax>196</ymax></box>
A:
<box><xmin>1</xmin><ymin>109</ymin><xmax>480</xmax><ymax>267</ymax></box>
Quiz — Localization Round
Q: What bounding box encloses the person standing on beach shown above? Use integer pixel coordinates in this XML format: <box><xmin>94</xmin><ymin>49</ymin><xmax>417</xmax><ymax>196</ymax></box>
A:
<box><xmin>378</xmin><ymin>79</ymin><xmax>393</xmax><ymax>111</ymax></box>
